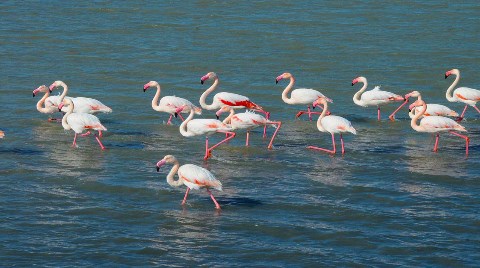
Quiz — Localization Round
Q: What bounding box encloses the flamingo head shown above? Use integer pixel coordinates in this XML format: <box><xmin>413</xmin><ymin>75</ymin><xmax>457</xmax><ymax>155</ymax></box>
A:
<box><xmin>58</xmin><ymin>98</ymin><xmax>73</xmax><ymax>111</ymax></box>
<box><xmin>275</xmin><ymin>72</ymin><xmax>292</xmax><ymax>84</ymax></box>
<box><xmin>445</xmin><ymin>69</ymin><xmax>458</xmax><ymax>79</ymax></box>
<box><xmin>48</xmin><ymin>81</ymin><xmax>63</xmax><ymax>92</ymax></box>
<box><xmin>351</xmin><ymin>76</ymin><xmax>365</xmax><ymax>86</ymax></box>
<box><xmin>156</xmin><ymin>155</ymin><xmax>176</xmax><ymax>172</ymax></box>
<box><xmin>201</xmin><ymin>72</ymin><xmax>217</xmax><ymax>84</ymax></box>
<box><xmin>215</xmin><ymin>106</ymin><xmax>232</xmax><ymax>119</ymax></box>
<box><xmin>32</xmin><ymin>85</ymin><xmax>51</xmax><ymax>97</ymax></box>
<box><xmin>404</xmin><ymin>90</ymin><xmax>420</xmax><ymax>100</ymax></box>
<box><xmin>408</xmin><ymin>99</ymin><xmax>424</xmax><ymax>111</ymax></box>
<box><xmin>143</xmin><ymin>81</ymin><xmax>158</xmax><ymax>92</ymax></box>
<box><xmin>313</xmin><ymin>96</ymin><xmax>328</xmax><ymax>107</ymax></box>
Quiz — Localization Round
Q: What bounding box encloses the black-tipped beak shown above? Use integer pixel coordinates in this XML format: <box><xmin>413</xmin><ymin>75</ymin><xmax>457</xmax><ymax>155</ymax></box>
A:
<box><xmin>445</xmin><ymin>74</ymin><xmax>448</xmax><ymax>79</ymax></box>
<box><xmin>275</xmin><ymin>79</ymin><xmax>279</xmax><ymax>84</ymax></box>
<box><xmin>58</xmin><ymin>107</ymin><xmax>62</xmax><ymax>112</ymax></box>
<box><xmin>201</xmin><ymin>80</ymin><xmax>204</xmax><ymax>85</ymax></box>
<box><xmin>33</xmin><ymin>93</ymin><xmax>36</xmax><ymax>97</ymax></box>
<box><xmin>351</xmin><ymin>83</ymin><xmax>354</xmax><ymax>86</ymax></box>
<box><xmin>216</xmin><ymin>115</ymin><xmax>220</xmax><ymax>120</ymax></box>
<box><xmin>49</xmin><ymin>89</ymin><xmax>52</xmax><ymax>93</ymax></box>
<box><xmin>156</xmin><ymin>166</ymin><xmax>160</xmax><ymax>172</ymax></box>
<box><xmin>174</xmin><ymin>113</ymin><xmax>178</xmax><ymax>118</ymax></box>
<box><xmin>143</xmin><ymin>88</ymin><xmax>147</xmax><ymax>92</ymax></box>
<box><xmin>408</xmin><ymin>109</ymin><xmax>412</xmax><ymax>112</ymax></box>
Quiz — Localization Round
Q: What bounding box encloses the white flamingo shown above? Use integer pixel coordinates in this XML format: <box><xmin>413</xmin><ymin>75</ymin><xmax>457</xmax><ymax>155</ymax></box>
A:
<box><xmin>404</xmin><ymin>91</ymin><xmax>459</xmax><ymax>119</ymax></box>
<box><xmin>445</xmin><ymin>68</ymin><xmax>480</xmax><ymax>120</ymax></box>
<box><xmin>59</xmin><ymin>98</ymin><xmax>107</xmax><ymax>150</ymax></box>
<box><xmin>216</xmin><ymin>106</ymin><xmax>282</xmax><ymax>149</ymax></box>
<box><xmin>49</xmin><ymin>81</ymin><xmax>112</xmax><ymax>114</ymax></box>
<box><xmin>156</xmin><ymin>155</ymin><xmax>223</xmax><ymax>209</ymax></box>
<box><xmin>352</xmin><ymin>76</ymin><xmax>407</xmax><ymax>121</ymax></box>
<box><xmin>275</xmin><ymin>72</ymin><xmax>332</xmax><ymax>120</ymax></box>
<box><xmin>179</xmin><ymin>106</ymin><xmax>236</xmax><ymax>160</ymax></box>
<box><xmin>143</xmin><ymin>81</ymin><xmax>201</xmax><ymax>124</ymax></box>
<box><xmin>409</xmin><ymin>97</ymin><xmax>469</xmax><ymax>155</ymax></box>
<box><xmin>308</xmin><ymin>97</ymin><xmax>357</xmax><ymax>155</ymax></box>
<box><xmin>33</xmin><ymin>85</ymin><xmax>69</xmax><ymax>121</ymax></box>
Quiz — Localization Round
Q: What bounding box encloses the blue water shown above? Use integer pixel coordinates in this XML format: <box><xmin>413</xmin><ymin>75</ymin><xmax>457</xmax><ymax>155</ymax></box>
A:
<box><xmin>1</xmin><ymin>1</ymin><xmax>479</xmax><ymax>266</ymax></box>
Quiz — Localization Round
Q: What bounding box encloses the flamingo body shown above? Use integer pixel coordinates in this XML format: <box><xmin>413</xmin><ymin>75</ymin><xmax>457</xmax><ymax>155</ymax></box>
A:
<box><xmin>181</xmin><ymin>119</ymin><xmax>232</xmax><ymax>137</ymax></box>
<box><xmin>286</xmin><ymin>88</ymin><xmax>329</xmax><ymax>105</ymax></box>
<box><xmin>49</xmin><ymin>81</ymin><xmax>112</xmax><ymax>114</ymax></box>
<box><xmin>356</xmin><ymin>86</ymin><xmax>404</xmax><ymax>107</ymax></box>
<box><xmin>158</xmin><ymin>95</ymin><xmax>200</xmax><ymax>115</ymax></box>
<box><xmin>416</xmin><ymin>116</ymin><xmax>466</xmax><ymax>133</ymax></box>
<box><xmin>410</xmin><ymin>103</ymin><xmax>459</xmax><ymax>118</ymax></box>
<box><xmin>178</xmin><ymin>164</ymin><xmax>223</xmax><ymax>191</ymax></box>
<box><xmin>64</xmin><ymin>113</ymin><xmax>107</xmax><ymax>134</ymax></box>
<box><xmin>320</xmin><ymin>115</ymin><xmax>357</xmax><ymax>135</ymax></box>
<box><xmin>451</xmin><ymin>87</ymin><xmax>480</xmax><ymax>106</ymax></box>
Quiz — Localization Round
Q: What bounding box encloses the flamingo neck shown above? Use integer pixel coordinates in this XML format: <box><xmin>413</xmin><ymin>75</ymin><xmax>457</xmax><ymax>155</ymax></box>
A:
<box><xmin>199</xmin><ymin>77</ymin><xmax>219</xmax><ymax>110</ymax></box>
<box><xmin>222</xmin><ymin>108</ymin><xmax>235</xmax><ymax>124</ymax></box>
<box><xmin>151</xmin><ymin>84</ymin><xmax>164</xmax><ymax>112</ymax></box>
<box><xmin>36</xmin><ymin>90</ymin><xmax>51</xmax><ymax>113</ymax></box>
<box><xmin>446</xmin><ymin>72</ymin><xmax>460</xmax><ymax>102</ymax></box>
<box><xmin>61</xmin><ymin>101</ymin><xmax>74</xmax><ymax>131</ymax></box>
<box><xmin>281</xmin><ymin>76</ymin><xmax>296</xmax><ymax>104</ymax></box>
<box><xmin>179</xmin><ymin>109</ymin><xmax>195</xmax><ymax>137</ymax></box>
<box><xmin>58</xmin><ymin>81</ymin><xmax>69</xmax><ymax>102</ymax></box>
<box><xmin>166</xmin><ymin>160</ymin><xmax>183</xmax><ymax>187</ymax></box>
<box><xmin>411</xmin><ymin>100</ymin><xmax>426</xmax><ymax>132</ymax></box>
<box><xmin>316</xmin><ymin>101</ymin><xmax>328</xmax><ymax>132</ymax></box>
<box><xmin>353</xmin><ymin>80</ymin><xmax>367</xmax><ymax>106</ymax></box>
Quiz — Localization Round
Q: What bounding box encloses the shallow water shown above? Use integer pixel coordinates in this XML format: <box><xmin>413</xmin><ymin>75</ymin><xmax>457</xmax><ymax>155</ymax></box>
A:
<box><xmin>1</xmin><ymin>1</ymin><xmax>479</xmax><ymax>266</ymax></box>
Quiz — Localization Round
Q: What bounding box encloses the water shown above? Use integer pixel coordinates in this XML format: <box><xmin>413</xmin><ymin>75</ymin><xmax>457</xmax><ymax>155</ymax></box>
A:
<box><xmin>1</xmin><ymin>1</ymin><xmax>479</xmax><ymax>266</ymax></box>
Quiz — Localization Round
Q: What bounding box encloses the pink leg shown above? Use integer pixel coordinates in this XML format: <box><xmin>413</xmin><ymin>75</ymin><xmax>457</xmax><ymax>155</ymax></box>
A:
<box><xmin>178</xmin><ymin>113</ymin><xmax>185</xmax><ymax>121</ymax></box>
<box><xmin>307</xmin><ymin>132</ymin><xmax>336</xmax><ymax>154</ymax></box>
<box><xmin>340</xmin><ymin>134</ymin><xmax>345</xmax><ymax>154</ymax></box>
<box><xmin>81</xmin><ymin>131</ymin><xmax>91</xmax><ymax>137</ymax></box>
<box><xmin>98</xmin><ymin>130</ymin><xmax>103</xmax><ymax>137</ymax></box>
<box><xmin>377</xmin><ymin>107</ymin><xmax>381</xmax><ymax>121</ymax></box>
<box><xmin>296</xmin><ymin>106</ymin><xmax>326</xmax><ymax>119</ymax></box>
<box><xmin>388</xmin><ymin>99</ymin><xmax>409</xmax><ymax>121</ymax></box>
<box><xmin>72</xmin><ymin>133</ymin><xmax>78</xmax><ymax>148</ymax></box>
<box><xmin>208</xmin><ymin>131</ymin><xmax>236</xmax><ymax>153</ymax></box>
<box><xmin>460</xmin><ymin>104</ymin><xmax>468</xmax><ymax>119</ymax></box>
<box><xmin>307</xmin><ymin>106</ymin><xmax>312</xmax><ymax>121</ymax></box>
<box><xmin>181</xmin><ymin>187</ymin><xmax>191</xmax><ymax>205</ymax></box>
<box><xmin>267</xmin><ymin>121</ymin><xmax>282</xmax><ymax>149</ymax></box>
<box><xmin>433</xmin><ymin>133</ymin><xmax>440</xmax><ymax>152</ymax></box>
<box><xmin>206</xmin><ymin>188</ymin><xmax>221</xmax><ymax>209</ymax></box>
<box><xmin>166</xmin><ymin>115</ymin><xmax>173</xmax><ymax>125</ymax></box>
<box><xmin>449</xmin><ymin>131</ymin><xmax>470</xmax><ymax>156</ymax></box>
<box><xmin>94</xmin><ymin>133</ymin><xmax>106</xmax><ymax>150</ymax></box>
<box><xmin>473</xmin><ymin>105</ymin><xmax>480</xmax><ymax>114</ymax></box>
<box><xmin>263</xmin><ymin>111</ymin><xmax>270</xmax><ymax>138</ymax></box>
<box><xmin>246</xmin><ymin>131</ymin><xmax>250</xmax><ymax>146</ymax></box>
<box><xmin>204</xmin><ymin>137</ymin><xmax>210</xmax><ymax>160</ymax></box>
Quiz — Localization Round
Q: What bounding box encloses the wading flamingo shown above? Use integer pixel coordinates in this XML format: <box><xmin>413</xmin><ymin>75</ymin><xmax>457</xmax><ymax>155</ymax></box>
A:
<box><xmin>143</xmin><ymin>81</ymin><xmax>201</xmax><ymax>124</ymax></box>
<box><xmin>403</xmin><ymin>91</ymin><xmax>459</xmax><ymax>120</ymax></box>
<box><xmin>156</xmin><ymin>155</ymin><xmax>223</xmax><ymax>209</ymax></box>
<box><xmin>216</xmin><ymin>106</ymin><xmax>282</xmax><ymax>149</ymax></box>
<box><xmin>275</xmin><ymin>72</ymin><xmax>332</xmax><ymax>120</ymax></box>
<box><xmin>409</xmin><ymin>97</ymin><xmax>469</xmax><ymax>155</ymax></box>
<box><xmin>33</xmin><ymin>85</ymin><xmax>66</xmax><ymax>121</ymax></box>
<box><xmin>49</xmin><ymin>81</ymin><xmax>112</xmax><ymax>114</ymax></box>
<box><xmin>58</xmin><ymin>98</ymin><xmax>107</xmax><ymax>150</ymax></box>
<box><xmin>445</xmin><ymin>68</ymin><xmax>480</xmax><ymax>120</ymax></box>
<box><xmin>308</xmin><ymin>97</ymin><xmax>356</xmax><ymax>155</ymax></box>
<box><xmin>200</xmin><ymin>71</ymin><xmax>269</xmax><ymax>137</ymax></box>
<box><xmin>179</xmin><ymin>106</ymin><xmax>236</xmax><ymax>160</ymax></box>
<box><xmin>352</xmin><ymin>76</ymin><xmax>407</xmax><ymax>121</ymax></box>
<box><xmin>0</xmin><ymin>131</ymin><xmax>4</xmax><ymax>138</ymax></box>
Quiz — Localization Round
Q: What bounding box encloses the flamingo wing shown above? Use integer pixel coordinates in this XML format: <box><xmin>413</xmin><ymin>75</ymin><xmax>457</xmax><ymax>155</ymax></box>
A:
<box><xmin>420</xmin><ymin>116</ymin><xmax>466</xmax><ymax>132</ymax></box>
<box><xmin>178</xmin><ymin>164</ymin><xmax>222</xmax><ymax>191</ymax></box>
<box><xmin>418</xmin><ymin>104</ymin><xmax>459</xmax><ymax>117</ymax></box>
<box><xmin>214</xmin><ymin>92</ymin><xmax>260</xmax><ymax>109</ymax></box>
<box><xmin>187</xmin><ymin>119</ymin><xmax>231</xmax><ymax>135</ymax></box>
<box><xmin>231</xmin><ymin>112</ymin><xmax>266</xmax><ymax>129</ymax></box>
<box><xmin>454</xmin><ymin>87</ymin><xmax>480</xmax><ymax>102</ymax></box>
<box><xmin>322</xmin><ymin>115</ymin><xmax>357</xmax><ymax>134</ymax></box>
<box><xmin>362</xmin><ymin>87</ymin><xmax>402</xmax><ymax>102</ymax></box>
<box><xmin>160</xmin><ymin>96</ymin><xmax>197</xmax><ymax>112</ymax></box>
<box><xmin>290</xmin><ymin>88</ymin><xmax>327</xmax><ymax>104</ymax></box>
<box><xmin>67</xmin><ymin>113</ymin><xmax>107</xmax><ymax>133</ymax></box>
<box><xmin>69</xmin><ymin>97</ymin><xmax>112</xmax><ymax>114</ymax></box>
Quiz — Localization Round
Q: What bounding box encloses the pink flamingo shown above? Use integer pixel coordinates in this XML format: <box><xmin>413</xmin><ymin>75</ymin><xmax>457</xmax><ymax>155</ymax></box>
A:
<box><xmin>0</xmin><ymin>130</ymin><xmax>4</xmax><ymax>138</ymax></box>
<box><xmin>33</xmin><ymin>85</ymin><xmax>66</xmax><ymax>121</ymax></box>
<box><xmin>200</xmin><ymin>72</ymin><xmax>269</xmax><ymax>138</ymax></box>
<box><xmin>352</xmin><ymin>76</ymin><xmax>407</xmax><ymax>121</ymax></box>
<box><xmin>143</xmin><ymin>81</ymin><xmax>201</xmax><ymax>124</ymax></box>
<box><xmin>409</xmin><ymin>97</ymin><xmax>469</xmax><ymax>155</ymax></box>
<box><xmin>308</xmin><ymin>97</ymin><xmax>357</xmax><ymax>155</ymax></box>
<box><xmin>275</xmin><ymin>72</ymin><xmax>332</xmax><ymax>120</ymax></box>
<box><xmin>58</xmin><ymin>98</ymin><xmax>107</xmax><ymax>150</ymax></box>
<box><xmin>156</xmin><ymin>155</ymin><xmax>223</xmax><ymax>209</ymax></box>
<box><xmin>445</xmin><ymin>68</ymin><xmax>480</xmax><ymax>120</ymax></box>
<box><xmin>179</xmin><ymin>106</ymin><xmax>236</xmax><ymax>160</ymax></box>
<box><xmin>404</xmin><ymin>91</ymin><xmax>459</xmax><ymax>120</ymax></box>
<box><xmin>49</xmin><ymin>81</ymin><xmax>112</xmax><ymax>114</ymax></box>
<box><xmin>216</xmin><ymin>106</ymin><xmax>282</xmax><ymax>149</ymax></box>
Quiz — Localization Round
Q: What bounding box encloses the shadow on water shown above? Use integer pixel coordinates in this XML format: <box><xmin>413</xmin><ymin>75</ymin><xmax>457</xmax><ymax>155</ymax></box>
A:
<box><xmin>216</xmin><ymin>196</ymin><xmax>263</xmax><ymax>208</ymax></box>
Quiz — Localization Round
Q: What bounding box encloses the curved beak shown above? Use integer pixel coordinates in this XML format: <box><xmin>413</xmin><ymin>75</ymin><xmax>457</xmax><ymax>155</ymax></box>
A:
<box><xmin>201</xmin><ymin>79</ymin><xmax>204</xmax><ymax>85</ymax></box>
<box><xmin>351</xmin><ymin>82</ymin><xmax>355</xmax><ymax>86</ymax></box>
<box><xmin>32</xmin><ymin>93</ymin><xmax>36</xmax><ymax>97</ymax></box>
<box><xmin>445</xmin><ymin>74</ymin><xmax>448</xmax><ymax>79</ymax></box>
<box><xmin>156</xmin><ymin>159</ymin><xmax>166</xmax><ymax>172</ymax></box>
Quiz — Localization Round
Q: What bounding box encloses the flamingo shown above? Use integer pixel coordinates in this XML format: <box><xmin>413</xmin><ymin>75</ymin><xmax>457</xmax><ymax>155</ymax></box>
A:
<box><xmin>0</xmin><ymin>130</ymin><xmax>4</xmax><ymax>138</ymax></box>
<box><xmin>58</xmin><ymin>98</ymin><xmax>107</xmax><ymax>150</ymax></box>
<box><xmin>307</xmin><ymin>97</ymin><xmax>357</xmax><ymax>155</ymax></box>
<box><xmin>409</xmin><ymin>97</ymin><xmax>469</xmax><ymax>155</ymax></box>
<box><xmin>32</xmin><ymin>85</ymin><xmax>67</xmax><ymax>121</ymax></box>
<box><xmin>351</xmin><ymin>76</ymin><xmax>408</xmax><ymax>121</ymax></box>
<box><xmin>216</xmin><ymin>106</ymin><xmax>282</xmax><ymax>149</ymax></box>
<box><xmin>200</xmin><ymin>72</ymin><xmax>271</xmax><ymax>137</ymax></box>
<box><xmin>156</xmin><ymin>155</ymin><xmax>223</xmax><ymax>209</ymax></box>
<box><xmin>179</xmin><ymin>106</ymin><xmax>236</xmax><ymax>160</ymax></box>
<box><xmin>275</xmin><ymin>72</ymin><xmax>332</xmax><ymax>120</ymax></box>
<box><xmin>49</xmin><ymin>81</ymin><xmax>112</xmax><ymax>114</ymax></box>
<box><xmin>143</xmin><ymin>81</ymin><xmax>201</xmax><ymax>124</ymax></box>
<box><xmin>445</xmin><ymin>68</ymin><xmax>480</xmax><ymax>120</ymax></box>
<box><xmin>404</xmin><ymin>91</ymin><xmax>459</xmax><ymax>120</ymax></box>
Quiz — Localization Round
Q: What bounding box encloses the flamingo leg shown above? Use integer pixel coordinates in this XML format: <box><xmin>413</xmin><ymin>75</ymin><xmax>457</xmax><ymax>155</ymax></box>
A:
<box><xmin>460</xmin><ymin>104</ymin><xmax>468</xmax><ymax>119</ymax></box>
<box><xmin>98</xmin><ymin>130</ymin><xmax>103</xmax><ymax>137</ymax></box>
<box><xmin>72</xmin><ymin>133</ymin><xmax>78</xmax><ymax>148</ymax></box>
<box><xmin>246</xmin><ymin>131</ymin><xmax>250</xmax><ymax>146</ymax></box>
<box><xmin>267</xmin><ymin>121</ymin><xmax>282</xmax><ymax>149</ymax></box>
<box><xmin>449</xmin><ymin>131</ymin><xmax>470</xmax><ymax>156</ymax></box>
<box><xmin>81</xmin><ymin>131</ymin><xmax>91</xmax><ymax>137</ymax></box>
<box><xmin>307</xmin><ymin>132</ymin><xmax>336</xmax><ymax>154</ymax></box>
<box><xmin>204</xmin><ymin>136</ymin><xmax>210</xmax><ymax>160</ymax></box>
<box><xmin>340</xmin><ymin>134</ymin><xmax>345</xmax><ymax>154</ymax></box>
<box><xmin>389</xmin><ymin>99</ymin><xmax>409</xmax><ymax>121</ymax></box>
<box><xmin>178</xmin><ymin>113</ymin><xmax>185</xmax><ymax>121</ymax></box>
<box><xmin>473</xmin><ymin>105</ymin><xmax>480</xmax><ymax>114</ymax></box>
<box><xmin>94</xmin><ymin>133</ymin><xmax>106</xmax><ymax>150</ymax></box>
<box><xmin>207</xmin><ymin>132</ymin><xmax>236</xmax><ymax>155</ymax></box>
<box><xmin>166</xmin><ymin>115</ymin><xmax>173</xmax><ymax>125</ymax></box>
<box><xmin>433</xmin><ymin>133</ymin><xmax>440</xmax><ymax>152</ymax></box>
<box><xmin>377</xmin><ymin>107</ymin><xmax>381</xmax><ymax>121</ymax></box>
<box><xmin>181</xmin><ymin>187</ymin><xmax>191</xmax><ymax>205</ymax></box>
<box><xmin>206</xmin><ymin>188</ymin><xmax>221</xmax><ymax>210</ymax></box>
<box><xmin>263</xmin><ymin>111</ymin><xmax>270</xmax><ymax>138</ymax></box>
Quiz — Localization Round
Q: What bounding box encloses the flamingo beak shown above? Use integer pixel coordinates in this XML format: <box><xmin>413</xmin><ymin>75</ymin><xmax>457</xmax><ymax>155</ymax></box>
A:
<box><xmin>201</xmin><ymin>79</ymin><xmax>204</xmax><ymax>85</ymax></box>
<box><xmin>156</xmin><ymin>159</ymin><xmax>166</xmax><ymax>172</ymax></box>
<box><xmin>33</xmin><ymin>92</ymin><xmax>36</xmax><ymax>97</ymax></box>
<box><xmin>174</xmin><ymin>113</ymin><xmax>178</xmax><ymax>118</ymax></box>
<box><xmin>156</xmin><ymin>166</ymin><xmax>160</xmax><ymax>172</ymax></box>
<box><xmin>445</xmin><ymin>74</ymin><xmax>448</xmax><ymax>79</ymax></box>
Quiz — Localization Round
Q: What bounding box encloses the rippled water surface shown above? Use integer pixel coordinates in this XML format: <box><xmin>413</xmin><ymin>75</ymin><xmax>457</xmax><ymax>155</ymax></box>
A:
<box><xmin>1</xmin><ymin>1</ymin><xmax>480</xmax><ymax>266</ymax></box>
